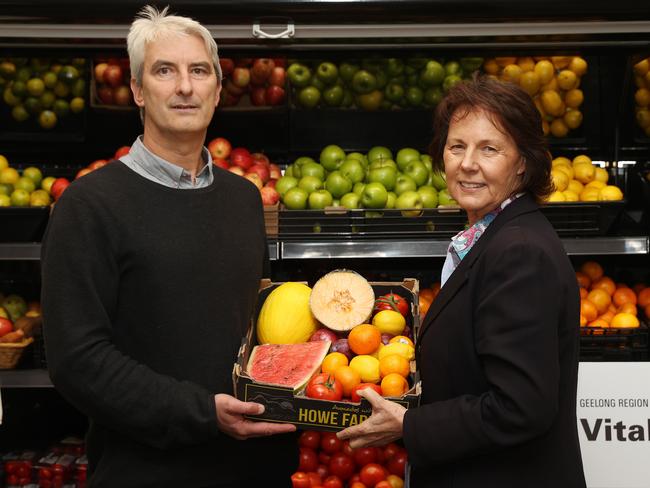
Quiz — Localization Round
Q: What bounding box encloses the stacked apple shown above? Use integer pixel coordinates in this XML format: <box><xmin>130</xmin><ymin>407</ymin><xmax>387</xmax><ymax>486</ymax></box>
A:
<box><xmin>632</xmin><ymin>57</ymin><xmax>650</xmax><ymax>137</ymax></box>
<box><xmin>93</xmin><ymin>58</ymin><xmax>133</xmax><ymax>106</ymax></box>
<box><xmin>546</xmin><ymin>154</ymin><xmax>624</xmax><ymax>202</ymax></box>
<box><xmin>0</xmin><ymin>153</ymin><xmax>63</xmax><ymax>207</ymax></box>
<box><xmin>218</xmin><ymin>57</ymin><xmax>286</xmax><ymax>108</ymax></box>
<box><xmin>207</xmin><ymin>136</ymin><xmax>281</xmax><ymax>205</ymax></box>
<box><xmin>286</xmin><ymin>56</ymin><xmax>482</xmax><ymax>110</ymax></box>
<box><xmin>482</xmin><ymin>55</ymin><xmax>588</xmax><ymax>138</ymax></box>
<box><xmin>276</xmin><ymin>144</ymin><xmax>455</xmax><ymax>213</ymax></box>
<box><xmin>73</xmin><ymin>144</ymin><xmax>131</xmax><ymax>181</ymax></box>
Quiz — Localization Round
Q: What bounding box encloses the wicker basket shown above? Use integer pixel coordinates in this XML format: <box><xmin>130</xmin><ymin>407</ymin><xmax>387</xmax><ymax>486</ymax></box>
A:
<box><xmin>0</xmin><ymin>337</ymin><xmax>34</xmax><ymax>369</ymax></box>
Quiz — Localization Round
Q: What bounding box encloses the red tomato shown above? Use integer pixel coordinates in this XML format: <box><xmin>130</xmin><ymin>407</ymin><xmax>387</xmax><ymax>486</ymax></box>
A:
<box><xmin>351</xmin><ymin>383</ymin><xmax>383</xmax><ymax>403</ymax></box>
<box><xmin>353</xmin><ymin>446</ymin><xmax>378</xmax><ymax>467</ymax></box>
<box><xmin>316</xmin><ymin>464</ymin><xmax>329</xmax><ymax>480</ymax></box>
<box><xmin>307</xmin><ymin>472</ymin><xmax>322</xmax><ymax>486</ymax></box>
<box><xmin>328</xmin><ymin>452</ymin><xmax>355</xmax><ymax>480</ymax></box>
<box><xmin>322</xmin><ymin>475</ymin><xmax>343</xmax><ymax>488</ymax></box>
<box><xmin>373</xmin><ymin>293</ymin><xmax>409</xmax><ymax>317</ymax></box>
<box><xmin>6</xmin><ymin>475</ymin><xmax>18</xmax><ymax>486</ymax></box>
<box><xmin>375</xmin><ymin>481</ymin><xmax>393</xmax><ymax>488</ymax></box>
<box><xmin>318</xmin><ymin>451</ymin><xmax>332</xmax><ymax>465</ymax></box>
<box><xmin>342</xmin><ymin>440</ymin><xmax>355</xmax><ymax>458</ymax></box>
<box><xmin>387</xmin><ymin>450</ymin><xmax>408</xmax><ymax>476</ymax></box>
<box><xmin>298</xmin><ymin>447</ymin><xmax>319</xmax><ymax>473</ymax></box>
<box><xmin>360</xmin><ymin>463</ymin><xmax>387</xmax><ymax>486</ymax></box>
<box><xmin>349</xmin><ymin>474</ymin><xmax>362</xmax><ymax>485</ymax></box>
<box><xmin>350</xmin><ymin>482</ymin><xmax>367</xmax><ymax>488</ymax></box>
<box><xmin>383</xmin><ymin>442</ymin><xmax>402</xmax><ymax>460</ymax></box>
<box><xmin>306</xmin><ymin>373</ymin><xmax>343</xmax><ymax>401</ymax></box>
<box><xmin>299</xmin><ymin>430</ymin><xmax>321</xmax><ymax>450</ymax></box>
<box><xmin>320</xmin><ymin>432</ymin><xmax>343</xmax><ymax>454</ymax></box>
<box><xmin>291</xmin><ymin>471</ymin><xmax>311</xmax><ymax>488</ymax></box>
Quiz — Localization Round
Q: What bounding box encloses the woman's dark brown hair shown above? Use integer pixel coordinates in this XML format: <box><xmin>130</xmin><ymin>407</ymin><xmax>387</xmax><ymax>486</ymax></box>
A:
<box><xmin>429</xmin><ymin>72</ymin><xmax>553</xmax><ymax>203</ymax></box>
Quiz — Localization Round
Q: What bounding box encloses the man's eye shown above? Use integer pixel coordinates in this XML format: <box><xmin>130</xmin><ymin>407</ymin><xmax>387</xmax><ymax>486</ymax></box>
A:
<box><xmin>158</xmin><ymin>66</ymin><xmax>171</xmax><ymax>75</ymax></box>
<box><xmin>483</xmin><ymin>146</ymin><xmax>497</xmax><ymax>153</ymax></box>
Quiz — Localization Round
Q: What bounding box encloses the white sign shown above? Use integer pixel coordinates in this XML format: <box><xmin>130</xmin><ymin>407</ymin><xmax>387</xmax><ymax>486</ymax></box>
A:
<box><xmin>577</xmin><ymin>362</ymin><xmax>650</xmax><ymax>488</ymax></box>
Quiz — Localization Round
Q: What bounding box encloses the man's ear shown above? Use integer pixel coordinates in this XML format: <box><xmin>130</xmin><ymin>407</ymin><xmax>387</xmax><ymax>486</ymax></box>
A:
<box><xmin>131</xmin><ymin>78</ymin><xmax>145</xmax><ymax>108</ymax></box>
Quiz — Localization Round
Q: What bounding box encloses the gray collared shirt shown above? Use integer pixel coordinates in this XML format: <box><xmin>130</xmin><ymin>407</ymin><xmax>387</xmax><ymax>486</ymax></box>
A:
<box><xmin>120</xmin><ymin>136</ymin><xmax>214</xmax><ymax>189</ymax></box>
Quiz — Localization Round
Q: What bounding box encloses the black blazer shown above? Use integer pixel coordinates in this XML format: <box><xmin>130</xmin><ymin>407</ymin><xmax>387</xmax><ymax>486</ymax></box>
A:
<box><xmin>403</xmin><ymin>194</ymin><xmax>586</xmax><ymax>488</ymax></box>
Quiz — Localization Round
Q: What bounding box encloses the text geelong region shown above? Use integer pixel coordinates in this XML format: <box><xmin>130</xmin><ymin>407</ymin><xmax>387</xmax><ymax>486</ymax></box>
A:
<box><xmin>579</xmin><ymin>398</ymin><xmax>616</xmax><ymax>408</ymax></box>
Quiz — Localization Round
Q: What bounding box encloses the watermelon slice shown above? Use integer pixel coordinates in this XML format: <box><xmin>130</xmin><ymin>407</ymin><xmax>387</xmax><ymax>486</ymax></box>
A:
<box><xmin>247</xmin><ymin>341</ymin><xmax>331</xmax><ymax>391</ymax></box>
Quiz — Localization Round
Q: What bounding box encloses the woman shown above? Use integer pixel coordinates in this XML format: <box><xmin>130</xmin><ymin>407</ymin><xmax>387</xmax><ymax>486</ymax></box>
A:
<box><xmin>338</xmin><ymin>74</ymin><xmax>586</xmax><ymax>488</ymax></box>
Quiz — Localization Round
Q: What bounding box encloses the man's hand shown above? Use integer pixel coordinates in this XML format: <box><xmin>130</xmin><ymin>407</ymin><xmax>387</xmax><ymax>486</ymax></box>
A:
<box><xmin>215</xmin><ymin>394</ymin><xmax>296</xmax><ymax>440</ymax></box>
<box><xmin>336</xmin><ymin>387</ymin><xmax>406</xmax><ymax>448</ymax></box>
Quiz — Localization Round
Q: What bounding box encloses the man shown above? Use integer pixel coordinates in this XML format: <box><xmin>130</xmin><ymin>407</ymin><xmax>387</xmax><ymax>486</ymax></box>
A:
<box><xmin>41</xmin><ymin>6</ymin><xmax>296</xmax><ymax>487</ymax></box>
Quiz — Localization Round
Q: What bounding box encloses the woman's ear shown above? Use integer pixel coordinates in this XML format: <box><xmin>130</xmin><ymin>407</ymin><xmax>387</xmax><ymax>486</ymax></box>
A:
<box><xmin>517</xmin><ymin>157</ymin><xmax>526</xmax><ymax>176</ymax></box>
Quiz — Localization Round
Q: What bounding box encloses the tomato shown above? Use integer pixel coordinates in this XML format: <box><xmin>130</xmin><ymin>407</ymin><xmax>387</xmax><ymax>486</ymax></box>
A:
<box><xmin>350</xmin><ymin>482</ymin><xmax>367</xmax><ymax>488</ymax></box>
<box><xmin>299</xmin><ymin>430</ymin><xmax>321</xmax><ymax>450</ymax></box>
<box><xmin>6</xmin><ymin>475</ymin><xmax>18</xmax><ymax>486</ymax></box>
<box><xmin>307</xmin><ymin>472</ymin><xmax>322</xmax><ymax>487</ymax></box>
<box><xmin>373</xmin><ymin>293</ymin><xmax>409</xmax><ymax>317</ymax></box>
<box><xmin>316</xmin><ymin>463</ymin><xmax>329</xmax><ymax>480</ymax></box>
<box><xmin>318</xmin><ymin>451</ymin><xmax>332</xmax><ymax>465</ymax></box>
<box><xmin>328</xmin><ymin>452</ymin><xmax>355</xmax><ymax>480</ymax></box>
<box><xmin>387</xmin><ymin>450</ymin><xmax>408</xmax><ymax>476</ymax></box>
<box><xmin>351</xmin><ymin>383</ymin><xmax>383</xmax><ymax>403</ymax></box>
<box><xmin>322</xmin><ymin>475</ymin><xmax>344</xmax><ymax>488</ymax></box>
<box><xmin>306</xmin><ymin>373</ymin><xmax>343</xmax><ymax>401</ymax></box>
<box><xmin>299</xmin><ymin>447</ymin><xmax>319</xmax><ymax>473</ymax></box>
<box><xmin>291</xmin><ymin>471</ymin><xmax>311</xmax><ymax>488</ymax></box>
<box><xmin>383</xmin><ymin>442</ymin><xmax>402</xmax><ymax>460</ymax></box>
<box><xmin>320</xmin><ymin>432</ymin><xmax>343</xmax><ymax>454</ymax></box>
<box><xmin>342</xmin><ymin>440</ymin><xmax>355</xmax><ymax>458</ymax></box>
<box><xmin>349</xmin><ymin>474</ymin><xmax>362</xmax><ymax>485</ymax></box>
<box><xmin>16</xmin><ymin>465</ymin><xmax>30</xmax><ymax>478</ymax></box>
<box><xmin>359</xmin><ymin>463</ymin><xmax>387</xmax><ymax>486</ymax></box>
<box><xmin>353</xmin><ymin>446</ymin><xmax>378</xmax><ymax>467</ymax></box>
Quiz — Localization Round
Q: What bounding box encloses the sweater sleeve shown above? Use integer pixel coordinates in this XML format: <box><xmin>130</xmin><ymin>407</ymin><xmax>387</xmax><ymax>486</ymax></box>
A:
<box><xmin>403</xmin><ymin>236</ymin><xmax>562</xmax><ymax>465</ymax></box>
<box><xmin>41</xmin><ymin>191</ymin><xmax>220</xmax><ymax>449</ymax></box>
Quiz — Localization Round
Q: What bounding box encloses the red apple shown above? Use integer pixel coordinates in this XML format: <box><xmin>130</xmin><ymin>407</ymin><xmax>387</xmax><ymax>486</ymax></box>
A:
<box><xmin>75</xmin><ymin>167</ymin><xmax>93</xmax><ymax>179</ymax></box>
<box><xmin>265</xmin><ymin>85</ymin><xmax>285</xmax><ymax>106</ymax></box>
<box><xmin>269</xmin><ymin>163</ymin><xmax>282</xmax><ymax>180</ymax></box>
<box><xmin>50</xmin><ymin>178</ymin><xmax>71</xmax><ymax>200</ymax></box>
<box><xmin>260</xmin><ymin>186</ymin><xmax>280</xmax><ymax>206</ymax></box>
<box><xmin>248</xmin><ymin>163</ymin><xmax>270</xmax><ymax>183</ymax></box>
<box><xmin>88</xmin><ymin>159</ymin><xmax>108</xmax><ymax>170</ymax></box>
<box><xmin>230</xmin><ymin>147</ymin><xmax>253</xmax><ymax>170</ymax></box>
<box><xmin>219</xmin><ymin>91</ymin><xmax>240</xmax><ymax>107</ymax></box>
<box><xmin>251</xmin><ymin>58</ymin><xmax>275</xmax><ymax>85</ymax></box>
<box><xmin>97</xmin><ymin>85</ymin><xmax>114</xmax><ymax>104</ymax></box>
<box><xmin>0</xmin><ymin>317</ymin><xmax>13</xmax><ymax>337</ymax></box>
<box><xmin>228</xmin><ymin>166</ymin><xmax>245</xmax><ymax>176</ymax></box>
<box><xmin>269</xmin><ymin>66</ymin><xmax>286</xmax><ymax>87</ymax></box>
<box><xmin>114</xmin><ymin>146</ymin><xmax>130</xmax><ymax>159</ymax></box>
<box><xmin>94</xmin><ymin>62</ymin><xmax>108</xmax><ymax>84</ymax></box>
<box><xmin>250</xmin><ymin>86</ymin><xmax>267</xmax><ymax>106</ymax></box>
<box><xmin>104</xmin><ymin>64</ymin><xmax>124</xmax><ymax>88</ymax></box>
<box><xmin>244</xmin><ymin>172</ymin><xmax>263</xmax><ymax>190</ymax></box>
<box><xmin>232</xmin><ymin>67</ymin><xmax>250</xmax><ymax>88</ymax></box>
<box><xmin>207</xmin><ymin>137</ymin><xmax>232</xmax><ymax>160</ymax></box>
<box><xmin>251</xmin><ymin>152</ymin><xmax>270</xmax><ymax>166</ymax></box>
<box><xmin>224</xmin><ymin>79</ymin><xmax>246</xmax><ymax>96</ymax></box>
<box><xmin>113</xmin><ymin>85</ymin><xmax>132</xmax><ymax>106</ymax></box>
<box><xmin>266</xmin><ymin>179</ymin><xmax>277</xmax><ymax>189</ymax></box>
<box><xmin>219</xmin><ymin>57</ymin><xmax>235</xmax><ymax>77</ymax></box>
<box><xmin>235</xmin><ymin>58</ymin><xmax>253</xmax><ymax>67</ymax></box>
<box><xmin>272</xmin><ymin>58</ymin><xmax>287</xmax><ymax>68</ymax></box>
<box><xmin>212</xmin><ymin>158</ymin><xmax>229</xmax><ymax>169</ymax></box>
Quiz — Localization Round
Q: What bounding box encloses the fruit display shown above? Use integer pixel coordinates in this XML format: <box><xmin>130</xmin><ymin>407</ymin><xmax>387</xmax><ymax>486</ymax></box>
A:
<box><xmin>417</xmin><ymin>283</ymin><xmax>441</xmax><ymax>321</ymax></box>
<box><xmin>632</xmin><ymin>56</ymin><xmax>650</xmax><ymax>137</ymax></box>
<box><xmin>482</xmin><ymin>55</ymin><xmax>588</xmax><ymax>138</ymax></box>
<box><xmin>92</xmin><ymin>58</ymin><xmax>133</xmax><ymax>107</ymax></box>
<box><xmin>278</xmin><ymin>144</ymin><xmax>454</xmax><ymax>212</ymax></box>
<box><xmin>218</xmin><ymin>57</ymin><xmax>287</xmax><ymax>108</ymax></box>
<box><xmin>292</xmin><ymin>430</ymin><xmax>408</xmax><ymax>487</ymax></box>
<box><xmin>546</xmin><ymin>154</ymin><xmax>624</xmax><ymax>202</ymax></box>
<box><xmin>1</xmin><ymin>57</ymin><xmax>86</xmax><ymax>130</ymax></box>
<box><xmin>0</xmin><ymin>292</ymin><xmax>41</xmax><ymax>369</ymax></box>
<box><xmin>73</xmin><ymin>144</ymin><xmax>131</xmax><ymax>181</ymax></box>
<box><xmin>287</xmin><ymin>56</ymin><xmax>483</xmax><ymax>110</ymax></box>
<box><xmin>0</xmin><ymin>154</ymin><xmax>58</xmax><ymax>207</ymax></box>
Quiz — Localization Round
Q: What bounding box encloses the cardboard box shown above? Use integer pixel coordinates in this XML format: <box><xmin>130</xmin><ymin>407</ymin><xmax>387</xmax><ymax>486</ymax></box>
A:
<box><xmin>233</xmin><ymin>277</ymin><xmax>421</xmax><ymax>432</ymax></box>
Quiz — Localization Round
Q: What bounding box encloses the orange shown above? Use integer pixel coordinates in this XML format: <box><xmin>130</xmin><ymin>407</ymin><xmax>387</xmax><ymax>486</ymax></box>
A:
<box><xmin>334</xmin><ymin>365</ymin><xmax>361</xmax><ymax>397</ymax></box>
<box><xmin>579</xmin><ymin>314</ymin><xmax>587</xmax><ymax>326</ymax></box>
<box><xmin>580</xmin><ymin>300</ymin><xmax>598</xmax><ymax>322</ymax></box>
<box><xmin>607</xmin><ymin>304</ymin><xmax>617</xmax><ymax>314</ymax></box>
<box><xmin>419</xmin><ymin>288</ymin><xmax>435</xmax><ymax>303</ymax></box>
<box><xmin>321</xmin><ymin>352</ymin><xmax>349</xmax><ymax>374</ymax></box>
<box><xmin>598</xmin><ymin>311</ymin><xmax>614</xmax><ymax>324</ymax></box>
<box><xmin>431</xmin><ymin>282</ymin><xmax>441</xmax><ymax>297</ymax></box>
<box><xmin>419</xmin><ymin>295</ymin><xmax>433</xmax><ymax>319</ymax></box>
<box><xmin>638</xmin><ymin>288</ymin><xmax>650</xmax><ymax>308</ymax></box>
<box><xmin>381</xmin><ymin>373</ymin><xmax>410</xmax><ymax>397</ymax></box>
<box><xmin>587</xmin><ymin>318</ymin><xmax>609</xmax><ymax>328</ymax></box>
<box><xmin>617</xmin><ymin>302</ymin><xmax>637</xmax><ymax>316</ymax></box>
<box><xmin>613</xmin><ymin>287</ymin><xmax>637</xmax><ymax>307</ymax></box>
<box><xmin>575</xmin><ymin>271</ymin><xmax>592</xmax><ymax>289</ymax></box>
<box><xmin>389</xmin><ymin>335</ymin><xmax>415</xmax><ymax>348</ymax></box>
<box><xmin>579</xmin><ymin>288</ymin><xmax>588</xmax><ymax>300</ymax></box>
<box><xmin>580</xmin><ymin>261</ymin><xmax>604</xmax><ymax>282</ymax></box>
<box><xmin>632</xmin><ymin>283</ymin><xmax>646</xmax><ymax>294</ymax></box>
<box><xmin>379</xmin><ymin>354</ymin><xmax>410</xmax><ymax>379</ymax></box>
<box><xmin>386</xmin><ymin>475</ymin><xmax>405</xmax><ymax>488</ymax></box>
<box><xmin>587</xmin><ymin>288</ymin><xmax>611</xmax><ymax>314</ymax></box>
<box><xmin>348</xmin><ymin>324</ymin><xmax>382</xmax><ymax>355</ymax></box>
<box><xmin>591</xmin><ymin>276</ymin><xmax>616</xmax><ymax>296</ymax></box>
<box><xmin>610</xmin><ymin>313</ymin><xmax>640</xmax><ymax>329</ymax></box>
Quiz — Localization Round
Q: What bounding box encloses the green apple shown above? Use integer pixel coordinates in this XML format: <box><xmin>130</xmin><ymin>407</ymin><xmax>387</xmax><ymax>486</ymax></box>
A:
<box><xmin>284</xmin><ymin>165</ymin><xmax>294</xmax><ymax>177</ymax></box>
<box><xmin>316</xmin><ymin>62</ymin><xmax>338</xmax><ymax>85</ymax></box>
<box><xmin>351</xmin><ymin>70</ymin><xmax>376</xmax><ymax>94</ymax></box>
<box><xmin>384</xmin><ymin>82</ymin><xmax>404</xmax><ymax>103</ymax></box>
<box><xmin>323</xmin><ymin>85</ymin><xmax>344</xmax><ymax>106</ymax></box>
<box><xmin>367</xmin><ymin>146</ymin><xmax>393</xmax><ymax>163</ymax></box>
<box><xmin>339</xmin><ymin>62</ymin><xmax>360</xmax><ymax>83</ymax></box>
<box><xmin>364</xmin><ymin>211</ymin><xmax>384</xmax><ymax>218</ymax></box>
<box><xmin>396</xmin><ymin>190</ymin><xmax>423</xmax><ymax>217</ymax></box>
<box><xmin>2</xmin><ymin>294</ymin><xmax>26</xmax><ymax>321</ymax></box>
<box><xmin>300</xmin><ymin>162</ymin><xmax>326</xmax><ymax>181</ymax></box>
<box><xmin>430</xmin><ymin>170</ymin><xmax>447</xmax><ymax>191</ymax></box>
<box><xmin>438</xmin><ymin>188</ymin><xmax>458</xmax><ymax>206</ymax></box>
<box><xmin>386</xmin><ymin>191</ymin><xmax>397</xmax><ymax>209</ymax></box>
<box><xmin>283</xmin><ymin>187</ymin><xmax>309</xmax><ymax>209</ymax></box>
<box><xmin>424</xmin><ymin>86</ymin><xmax>444</xmax><ymax>107</ymax></box>
<box><xmin>356</xmin><ymin>90</ymin><xmax>383</xmax><ymax>110</ymax></box>
<box><xmin>445</xmin><ymin>61</ymin><xmax>462</xmax><ymax>76</ymax></box>
<box><xmin>374</xmin><ymin>71</ymin><xmax>388</xmax><ymax>90</ymax></box>
<box><xmin>346</xmin><ymin>152</ymin><xmax>367</xmax><ymax>166</ymax></box>
<box><xmin>287</xmin><ymin>63</ymin><xmax>312</xmax><ymax>87</ymax></box>
<box><xmin>407</xmin><ymin>57</ymin><xmax>428</xmax><ymax>69</ymax></box>
<box><xmin>341</xmin><ymin>89</ymin><xmax>355</xmax><ymax>107</ymax></box>
<box><xmin>353</xmin><ymin>182</ymin><xmax>366</xmax><ymax>196</ymax></box>
<box><xmin>311</xmin><ymin>77</ymin><xmax>327</xmax><ymax>92</ymax></box>
<box><xmin>294</xmin><ymin>156</ymin><xmax>317</xmax><ymax>167</ymax></box>
<box><xmin>405</xmin><ymin>86</ymin><xmax>424</xmax><ymax>106</ymax></box>
<box><xmin>320</xmin><ymin>144</ymin><xmax>346</xmax><ymax>171</ymax></box>
<box><xmin>460</xmin><ymin>57</ymin><xmax>484</xmax><ymax>73</ymax></box>
<box><xmin>367</xmin><ymin>165</ymin><xmax>397</xmax><ymax>191</ymax></box>
<box><xmin>308</xmin><ymin>189</ymin><xmax>334</xmax><ymax>209</ymax></box>
<box><xmin>443</xmin><ymin>74</ymin><xmax>462</xmax><ymax>93</ymax></box>
<box><xmin>419</xmin><ymin>60</ymin><xmax>445</xmax><ymax>87</ymax></box>
<box><xmin>298</xmin><ymin>86</ymin><xmax>321</xmax><ymax>108</ymax></box>
<box><xmin>298</xmin><ymin>175</ymin><xmax>323</xmax><ymax>194</ymax></box>
<box><xmin>340</xmin><ymin>192</ymin><xmax>361</xmax><ymax>209</ymax></box>
<box><xmin>404</xmin><ymin>160</ymin><xmax>429</xmax><ymax>187</ymax></box>
<box><xmin>22</xmin><ymin>166</ymin><xmax>42</xmax><ymax>187</ymax></box>
<box><xmin>324</xmin><ymin>171</ymin><xmax>353</xmax><ymax>199</ymax></box>
<box><xmin>420</xmin><ymin>154</ymin><xmax>433</xmax><ymax>172</ymax></box>
<box><xmin>395</xmin><ymin>147</ymin><xmax>421</xmax><ymax>172</ymax></box>
<box><xmin>417</xmin><ymin>185</ymin><xmax>439</xmax><ymax>208</ymax></box>
<box><xmin>386</xmin><ymin>58</ymin><xmax>404</xmax><ymax>77</ymax></box>
<box><xmin>275</xmin><ymin>175</ymin><xmax>299</xmax><ymax>197</ymax></box>
<box><xmin>369</xmin><ymin>159</ymin><xmax>397</xmax><ymax>171</ymax></box>
<box><xmin>361</xmin><ymin>181</ymin><xmax>388</xmax><ymax>209</ymax></box>
<box><xmin>394</xmin><ymin>174</ymin><xmax>417</xmax><ymax>196</ymax></box>
<box><xmin>339</xmin><ymin>159</ymin><xmax>365</xmax><ymax>184</ymax></box>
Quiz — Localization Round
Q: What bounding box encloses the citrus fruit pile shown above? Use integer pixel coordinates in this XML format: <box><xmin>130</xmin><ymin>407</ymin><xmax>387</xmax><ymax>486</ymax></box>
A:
<box><xmin>632</xmin><ymin>56</ymin><xmax>650</xmax><ymax>137</ymax></box>
<box><xmin>0</xmin><ymin>154</ymin><xmax>57</xmax><ymax>207</ymax></box>
<box><xmin>546</xmin><ymin>154</ymin><xmax>624</xmax><ymax>202</ymax></box>
<box><xmin>576</xmin><ymin>260</ymin><xmax>649</xmax><ymax>328</ymax></box>
<box><xmin>0</xmin><ymin>57</ymin><xmax>86</xmax><ymax>130</ymax></box>
<box><xmin>482</xmin><ymin>55</ymin><xmax>588</xmax><ymax>138</ymax></box>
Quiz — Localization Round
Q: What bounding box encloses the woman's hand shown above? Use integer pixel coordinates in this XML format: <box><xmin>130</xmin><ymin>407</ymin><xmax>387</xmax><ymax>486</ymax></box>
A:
<box><xmin>336</xmin><ymin>387</ymin><xmax>406</xmax><ymax>448</ymax></box>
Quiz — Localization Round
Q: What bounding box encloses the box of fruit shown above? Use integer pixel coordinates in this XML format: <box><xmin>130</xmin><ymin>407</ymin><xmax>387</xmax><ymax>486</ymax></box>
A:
<box><xmin>90</xmin><ymin>59</ymin><xmax>136</xmax><ymax>111</ymax></box>
<box><xmin>233</xmin><ymin>271</ymin><xmax>421</xmax><ymax>432</ymax></box>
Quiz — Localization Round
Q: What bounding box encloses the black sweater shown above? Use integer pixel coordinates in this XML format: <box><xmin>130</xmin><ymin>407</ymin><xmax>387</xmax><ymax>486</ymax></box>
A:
<box><xmin>41</xmin><ymin>162</ymin><xmax>297</xmax><ymax>487</ymax></box>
